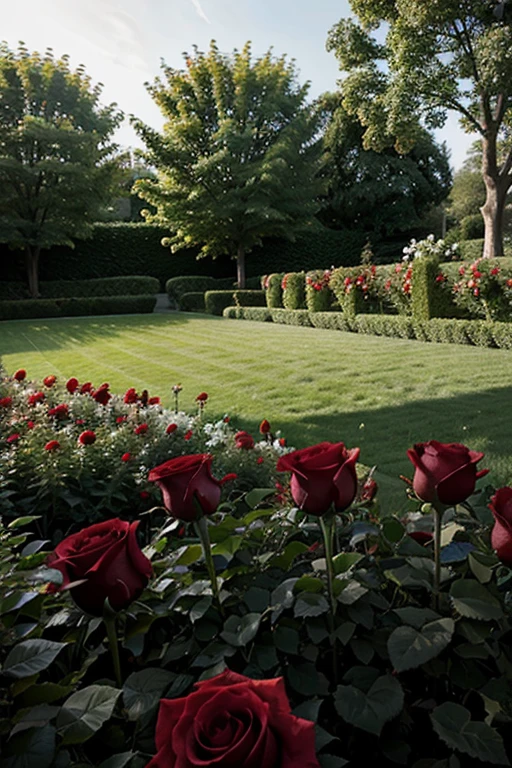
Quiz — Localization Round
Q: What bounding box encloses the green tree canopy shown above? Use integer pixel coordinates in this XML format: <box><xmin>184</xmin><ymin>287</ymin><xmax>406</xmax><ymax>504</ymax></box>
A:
<box><xmin>0</xmin><ymin>43</ymin><xmax>122</xmax><ymax>296</ymax></box>
<box><xmin>132</xmin><ymin>41</ymin><xmax>325</xmax><ymax>287</ymax></box>
<box><xmin>327</xmin><ymin>1</ymin><xmax>512</xmax><ymax>259</ymax></box>
<box><xmin>320</xmin><ymin>96</ymin><xmax>452</xmax><ymax>235</ymax></box>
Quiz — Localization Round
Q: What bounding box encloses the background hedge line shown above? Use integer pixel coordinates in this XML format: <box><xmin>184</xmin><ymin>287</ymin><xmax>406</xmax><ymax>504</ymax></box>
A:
<box><xmin>0</xmin><ymin>295</ymin><xmax>157</xmax><ymax>321</ymax></box>
<box><xmin>0</xmin><ymin>276</ymin><xmax>159</xmax><ymax>300</ymax></box>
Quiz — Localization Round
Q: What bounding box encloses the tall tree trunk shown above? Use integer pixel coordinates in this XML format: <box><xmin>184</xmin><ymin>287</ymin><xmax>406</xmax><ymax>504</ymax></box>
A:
<box><xmin>25</xmin><ymin>245</ymin><xmax>41</xmax><ymax>298</ymax></box>
<box><xmin>481</xmin><ymin>134</ymin><xmax>506</xmax><ymax>259</ymax></box>
<box><xmin>236</xmin><ymin>244</ymin><xmax>246</xmax><ymax>289</ymax></box>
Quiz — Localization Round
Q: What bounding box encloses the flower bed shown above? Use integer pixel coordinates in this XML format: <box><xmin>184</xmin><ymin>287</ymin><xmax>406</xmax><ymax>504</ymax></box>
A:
<box><xmin>1</xmin><ymin>374</ymin><xmax>512</xmax><ymax>767</ymax></box>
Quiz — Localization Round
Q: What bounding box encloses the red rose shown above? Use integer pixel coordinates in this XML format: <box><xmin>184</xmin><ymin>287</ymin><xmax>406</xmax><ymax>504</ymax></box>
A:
<box><xmin>146</xmin><ymin>670</ymin><xmax>319</xmax><ymax>768</ymax></box>
<box><xmin>80</xmin><ymin>382</ymin><xmax>93</xmax><ymax>394</ymax></box>
<box><xmin>93</xmin><ymin>383</ymin><xmax>111</xmax><ymax>405</ymax></box>
<box><xmin>124</xmin><ymin>387</ymin><xmax>138</xmax><ymax>404</ymax></box>
<box><xmin>260</xmin><ymin>419</ymin><xmax>271</xmax><ymax>434</ymax></box>
<box><xmin>48</xmin><ymin>404</ymin><xmax>69</xmax><ymax>420</ymax></box>
<box><xmin>122</xmin><ymin>452</ymin><xmax>131</xmax><ymax>462</ymax></box>
<box><xmin>277</xmin><ymin>441</ymin><xmax>360</xmax><ymax>516</ymax></box>
<box><xmin>166</xmin><ymin>423</ymin><xmax>178</xmax><ymax>434</ymax></box>
<box><xmin>135</xmin><ymin>423</ymin><xmax>149</xmax><ymax>435</ymax></box>
<box><xmin>28</xmin><ymin>391</ymin><xmax>45</xmax><ymax>406</ymax></box>
<box><xmin>257</xmin><ymin>456</ymin><xmax>264</xmax><ymax>465</ymax></box>
<box><xmin>66</xmin><ymin>377</ymin><xmax>79</xmax><ymax>394</ymax></box>
<box><xmin>196</xmin><ymin>392</ymin><xmax>208</xmax><ymax>402</ymax></box>
<box><xmin>7</xmin><ymin>433</ymin><xmax>20</xmax><ymax>444</ymax></box>
<box><xmin>45</xmin><ymin>440</ymin><xmax>60</xmax><ymax>452</ymax></box>
<box><xmin>490</xmin><ymin>487</ymin><xmax>512</xmax><ymax>565</ymax></box>
<box><xmin>184</xmin><ymin>429</ymin><xmax>193</xmax><ymax>441</ymax></box>
<box><xmin>43</xmin><ymin>375</ymin><xmax>56</xmax><ymax>388</ymax></box>
<box><xmin>13</xmin><ymin>369</ymin><xmax>26</xmax><ymax>381</ymax></box>
<box><xmin>47</xmin><ymin>519</ymin><xmax>152</xmax><ymax>616</ymax></box>
<box><xmin>78</xmin><ymin>430</ymin><xmax>96</xmax><ymax>446</ymax></box>
<box><xmin>26</xmin><ymin>420</ymin><xmax>35</xmax><ymax>429</ymax></box>
<box><xmin>235</xmin><ymin>430</ymin><xmax>255</xmax><ymax>450</ymax></box>
<box><xmin>406</xmin><ymin>440</ymin><xmax>488</xmax><ymax>506</ymax></box>
<box><xmin>148</xmin><ymin>396</ymin><xmax>161</xmax><ymax>405</ymax></box>
<box><xmin>0</xmin><ymin>397</ymin><xmax>12</xmax><ymax>408</ymax></box>
<box><xmin>117</xmin><ymin>416</ymin><xmax>127</xmax><ymax>424</ymax></box>
<box><xmin>148</xmin><ymin>454</ymin><xmax>235</xmax><ymax>522</ymax></box>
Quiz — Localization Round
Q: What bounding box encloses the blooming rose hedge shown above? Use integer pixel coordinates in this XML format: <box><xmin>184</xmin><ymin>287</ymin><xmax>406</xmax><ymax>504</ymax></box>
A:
<box><xmin>1</xmin><ymin>385</ymin><xmax>512</xmax><ymax>766</ymax></box>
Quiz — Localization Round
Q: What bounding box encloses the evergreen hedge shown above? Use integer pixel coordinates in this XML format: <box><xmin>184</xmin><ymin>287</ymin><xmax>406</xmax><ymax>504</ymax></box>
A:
<box><xmin>233</xmin><ymin>290</ymin><xmax>266</xmax><ymax>307</ymax></box>
<box><xmin>179</xmin><ymin>292</ymin><xmax>206</xmax><ymax>312</ymax></box>
<box><xmin>282</xmin><ymin>272</ymin><xmax>306</xmax><ymax>310</ymax></box>
<box><xmin>0</xmin><ymin>276</ymin><xmax>159</xmax><ymax>300</ymax></box>
<box><xmin>265</xmin><ymin>273</ymin><xmax>284</xmax><ymax>308</ymax></box>
<box><xmin>0</xmin><ymin>295</ymin><xmax>156</xmax><ymax>321</ymax></box>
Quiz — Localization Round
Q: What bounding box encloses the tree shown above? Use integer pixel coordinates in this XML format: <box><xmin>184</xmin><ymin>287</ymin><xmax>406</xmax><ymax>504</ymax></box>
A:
<box><xmin>0</xmin><ymin>43</ymin><xmax>122</xmax><ymax>296</ymax></box>
<box><xmin>327</xmin><ymin>1</ymin><xmax>512</xmax><ymax>258</ymax></box>
<box><xmin>132</xmin><ymin>41</ymin><xmax>325</xmax><ymax>287</ymax></box>
<box><xmin>320</xmin><ymin>96</ymin><xmax>452</xmax><ymax>235</ymax></box>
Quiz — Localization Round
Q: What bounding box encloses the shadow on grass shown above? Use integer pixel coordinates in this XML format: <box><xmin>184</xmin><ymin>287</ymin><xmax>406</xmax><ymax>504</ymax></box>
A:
<box><xmin>0</xmin><ymin>313</ymin><xmax>223</xmax><ymax>355</ymax></box>
<box><xmin>236</xmin><ymin>385</ymin><xmax>512</xmax><ymax>514</ymax></box>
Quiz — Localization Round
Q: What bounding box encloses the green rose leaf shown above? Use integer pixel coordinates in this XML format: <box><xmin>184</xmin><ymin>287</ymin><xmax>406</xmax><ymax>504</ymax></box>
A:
<box><xmin>220</xmin><ymin>613</ymin><xmax>261</xmax><ymax>647</ymax></box>
<box><xmin>1</xmin><ymin>724</ymin><xmax>56</xmax><ymax>768</ymax></box>
<box><xmin>450</xmin><ymin>580</ymin><xmax>503</xmax><ymax>621</ymax></box>
<box><xmin>3</xmin><ymin>639</ymin><xmax>67</xmax><ymax>679</ymax></box>
<box><xmin>294</xmin><ymin>591</ymin><xmax>329</xmax><ymax>618</ymax></box>
<box><xmin>98</xmin><ymin>753</ymin><xmax>136</xmax><ymax>768</ymax></box>
<box><xmin>332</xmin><ymin>553</ymin><xmax>364</xmax><ymax>574</ymax></box>
<box><xmin>57</xmin><ymin>685</ymin><xmax>122</xmax><ymax>744</ymax></box>
<box><xmin>335</xmin><ymin>674</ymin><xmax>404</xmax><ymax>736</ymax></box>
<box><xmin>123</xmin><ymin>669</ymin><xmax>176</xmax><ymax>721</ymax></box>
<box><xmin>431</xmin><ymin>702</ymin><xmax>509</xmax><ymax>765</ymax></box>
<box><xmin>388</xmin><ymin>618</ymin><xmax>455</xmax><ymax>673</ymax></box>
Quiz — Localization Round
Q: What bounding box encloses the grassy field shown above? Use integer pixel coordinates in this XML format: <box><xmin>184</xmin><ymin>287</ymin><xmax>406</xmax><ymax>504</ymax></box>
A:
<box><xmin>1</xmin><ymin>312</ymin><xmax>511</xmax><ymax>512</ymax></box>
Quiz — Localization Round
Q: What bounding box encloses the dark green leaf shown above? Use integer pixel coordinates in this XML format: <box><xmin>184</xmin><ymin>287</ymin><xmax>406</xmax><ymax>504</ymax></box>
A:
<box><xmin>1</xmin><ymin>724</ymin><xmax>56</xmax><ymax>768</ymax></box>
<box><xmin>57</xmin><ymin>685</ymin><xmax>121</xmax><ymax>744</ymax></box>
<box><xmin>332</xmin><ymin>552</ymin><xmax>363</xmax><ymax>574</ymax></box>
<box><xmin>382</xmin><ymin>517</ymin><xmax>405</xmax><ymax>543</ymax></box>
<box><xmin>273</xmin><ymin>625</ymin><xmax>299</xmax><ymax>654</ymax></box>
<box><xmin>98</xmin><ymin>753</ymin><xmax>135</xmax><ymax>768</ymax></box>
<box><xmin>337</xmin><ymin>580</ymin><xmax>368</xmax><ymax>605</ymax></box>
<box><xmin>450</xmin><ymin>580</ymin><xmax>503</xmax><ymax>621</ymax></box>
<box><xmin>388</xmin><ymin>618</ymin><xmax>455</xmax><ymax>673</ymax></box>
<box><xmin>431</xmin><ymin>702</ymin><xmax>509</xmax><ymax>765</ymax></box>
<box><xmin>3</xmin><ymin>639</ymin><xmax>67</xmax><ymax>679</ymax></box>
<box><xmin>243</xmin><ymin>587</ymin><xmax>270</xmax><ymax>612</ymax></box>
<box><xmin>393</xmin><ymin>607</ymin><xmax>440</xmax><ymax>629</ymax></box>
<box><xmin>294</xmin><ymin>591</ymin><xmax>329</xmax><ymax>618</ymax></box>
<box><xmin>220</xmin><ymin>613</ymin><xmax>261</xmax><ymax>647</ymax></box>
<box><xmin>123</xmin><ymin>669</ymin><xmax>175</xmax><ymax>721</ymax></box>
<box><xmin>287</xmin><ymin>662</ymin><xmax>329</xmax><ymax>696</ymax></box>
<box><xmin>335</xmin><ymin>674</ymin><xmax>404</xmax><ymax>736</ymax></box>
<box><xmin>271</xmin><ymin>541</ymin><xmax>309</xmax><ymax>569</ymax></box>
<box><xmin>292</xmin><ymin>699</ymin><xmax>322</xmax><ymax>722</ymax></box>
<box><xmin>244</xmin><ymin>488</ymin><xmax>275</xmax><ymax>508</ymax></box>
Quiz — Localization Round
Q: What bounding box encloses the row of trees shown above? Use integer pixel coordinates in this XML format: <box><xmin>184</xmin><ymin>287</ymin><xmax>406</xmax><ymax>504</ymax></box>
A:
<box><xmin>2</xmin><ymin>1</ymin><xmax>512</xmax><ymax>294</ymax></box>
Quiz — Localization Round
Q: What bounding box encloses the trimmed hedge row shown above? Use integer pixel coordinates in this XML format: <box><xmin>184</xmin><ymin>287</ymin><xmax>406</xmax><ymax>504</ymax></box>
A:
<box><xmin>0</xmin><ymin>276</ymin><xmax>159</xmax><ymax>300</ymax></box>
<box><xmin>222</xmin><ymin>306</ymin><xmax>512</xmax><ymax>349</ymax></box>
<box><xmin>0</xmin><ymin>295</ymin><xmax>157</xmax><ymax>321</ymax></box>
<box><xmin>179</xmin><ymin>292</ymin><xmax>206</xmax><ymax>312</ymax></box>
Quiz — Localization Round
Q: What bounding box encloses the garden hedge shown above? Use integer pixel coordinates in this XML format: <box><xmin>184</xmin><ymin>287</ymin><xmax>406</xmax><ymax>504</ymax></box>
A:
<box><xmin>0</xmin><ymin>295</ymin><xmax>156</xmax><ymax>321</ymax></box>
<box><xmin>264</xmin><ymin>273</ymin><xmax>285</xmax><ymax>308</ymax></box>
<box><xmin>233</xmin><ymin>290</ymin><xmax>266</xmax><ymax>307</ymax></box>
<box><xmin>165</xmin><ymin>276</ymin><xmax>234</xmax><ymax>307</ymax></box>
<box><xmin>179</xmin><ymin>292</ymin><xmax>206</xmax><ymax>312</ymax></box>
<box><xmin>0</xmin><ymin>276</ymin><xmax>159</xmax><ymax>301</ymax></box>
<box><xmin>282</xmin><ymin>272</ymin><xmax>307</xmax><ymax>310</ymax></box>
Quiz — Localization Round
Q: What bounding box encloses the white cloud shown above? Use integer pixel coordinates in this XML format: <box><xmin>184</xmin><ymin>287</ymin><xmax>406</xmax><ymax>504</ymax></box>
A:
<box><xmin>189</xmin><ymin>0</ymin><xmax>210</xmax><ymax>24</ymax></box>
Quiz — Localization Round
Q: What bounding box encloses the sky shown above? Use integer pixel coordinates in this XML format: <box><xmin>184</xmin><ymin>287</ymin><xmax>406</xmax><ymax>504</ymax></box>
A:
<box><xmin>2</xmin><ymin>0</ymin><xmax>476</xmax><ymax>169</ymax></box>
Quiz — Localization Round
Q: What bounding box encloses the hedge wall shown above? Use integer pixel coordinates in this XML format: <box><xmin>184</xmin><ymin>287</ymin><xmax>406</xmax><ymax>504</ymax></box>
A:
<box><xmin>0</xmin><ymin>295</ymin><xmax>157</xmax><ymax>321</ymax></box>
<box><xmin>0</xmin><ymin>276</ymin><xmax>159</xmax><ymax>301</ymax></box>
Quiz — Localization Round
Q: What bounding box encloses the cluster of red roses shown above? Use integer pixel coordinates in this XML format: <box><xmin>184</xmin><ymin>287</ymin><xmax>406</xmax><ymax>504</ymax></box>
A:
<box><xmin>385</xmin><ymin>262</ymin><xmax>413</xmax><ymax>295</ymax></box>
<box><xmin>306</xmin><ymin>269</ymin><xmax>332</xmax><ymax>292</ymax></box>
<box><xmin>343</xmin><ymin>265</ymin><xmax>377</xmax><ymax>298</ymax></box>
<box><xmin>44</xmin><ymin>434</ymin><xmax>512</xmax><ymax>768</ymax></box>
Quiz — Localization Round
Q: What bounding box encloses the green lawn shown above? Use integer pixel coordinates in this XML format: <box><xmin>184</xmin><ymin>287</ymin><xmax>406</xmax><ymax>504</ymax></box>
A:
<box><xmin>1</xmin><ymin>312</ymin><xmax>511</xmax><ymax>512</ymax></box>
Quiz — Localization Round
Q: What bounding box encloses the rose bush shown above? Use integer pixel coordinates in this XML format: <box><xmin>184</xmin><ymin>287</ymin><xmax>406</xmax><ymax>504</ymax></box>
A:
<box><xmin>147</xmin><ymin>671</ymin><xmax>319</xmax><ymax>768</ymax></box>
<box><xmin>407</xmin><ymin>439</ymin><xmax>488</xmax><ymax>506</ymax></box>
<box><xmin>276</xmin><ymin>441</ymin><xmax>359</xmax><ymax>516</ymax></box>
<box><xmin>47</xmin><ymin>518</ymin><xmax>153</xmax><ymax>615</ymax></box>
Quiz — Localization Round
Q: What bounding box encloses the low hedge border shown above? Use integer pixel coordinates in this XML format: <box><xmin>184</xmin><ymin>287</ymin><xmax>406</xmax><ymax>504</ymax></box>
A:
<box><xmin>0</xmin><ymin>295</ymin><xmax>156</xmax><ymax>321</ymax></box>
<box><xmin>222</xmin><ymin>306</ymin><xmax>512</xmax><ymax>349</ymax></box>
<box><xmin>179</xmin><ymin>292</ymin><xmax>206</xmax><ymax>312</ymax></box>
<box><xmin>0</xmin><ymin>276</ymin><xmax>159</xmax><ymax>300</ymax></box>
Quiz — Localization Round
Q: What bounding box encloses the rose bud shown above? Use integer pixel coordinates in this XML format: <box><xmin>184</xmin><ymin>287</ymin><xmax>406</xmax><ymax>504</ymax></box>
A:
<box><xmin>259</xmin><ymin>419</ymin><xmax>271</xmax><ymax>435</ymax></box>
<box><xmin>43</xmin><ymin>375</ymin><xmax>57</xmax><ymax>387</ymax></box>
<box><xmin>13</xmin><ymin>369</ymin><xmax>26</xmax><ymax>381</ymax></box>
<box><xmin>235</xmin><ymin>430</ymin><xmax>255</xmax><ymax>450</ymax></box>
<box><xmin>490</xmin><ymin>487</ymin><xmax>512</xmax><ymax>565</ymax></box>
<box><xmin>407</xmin><ymin>440</ymin><xmax>488</xmax><ymax>506</ymax></box>
<box><xmin>47</xmin><ymin>519</ymin><xmax>152</xmax><ymax>616</ymax></box>
<box><xmin>277</xmin><ymin>441</ymin><xmax>360</xmax><ymax>516</ymax></box>
<box><xmin>66</xmin><ymin>377</ymin><xmax>79</xmax><ymax>394</ymax></box>
<box><xmin>146</xmin><ymin>670</ymin><xmax>319</xmax><ymax>768</ymax></box>
<box><xmin>148</xmin><ymin>454</ymin><xmax>236</xmax><ymax>522</ymax></box>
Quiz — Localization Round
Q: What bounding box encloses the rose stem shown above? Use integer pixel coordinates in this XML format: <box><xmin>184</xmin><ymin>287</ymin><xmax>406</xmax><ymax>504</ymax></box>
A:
<box><xmin>195</xmin><ymin>516</ymin><xmax>223</xmax><ymax>616</ymax></box>
<box><xmin>432</xmin><ymin>504</ymin><xmax>444</xmax><ymax>610</ymax></box>
<box><xmin>319</xmin><ymin>513</ymin><xmax>339</xmax><ymax>683</ymax></box>
<box><xmin>104</xmin><ymin>614</ymin><xmax>123</xmax><ymax>688</ymax></box>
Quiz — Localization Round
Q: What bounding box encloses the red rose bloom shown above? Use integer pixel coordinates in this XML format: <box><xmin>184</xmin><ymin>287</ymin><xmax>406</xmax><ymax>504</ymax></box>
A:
<box><xmin>184</xmin><ymin>430</ymin><xmax>193</xmax><ymax>441</ymax></box>
<box><xmin>116</xmin><ymin>416</ymin><xmax>127</xmax><ymax>424</ymax></box>
<box><xmin>66</xmin><ymin>377</ymin><xmax>79</xmax><ymax>394</ymax></box>
<box><xmin>195</xmin><ymin>392</ymin><xmax>208</xmax><ymax>402</ymax></box>
<box><xmin>490</xmin><ymin>487</ymin><xmax>512</xmax><ymax>565</ymax></box>
<box><xmin>277</xmin><ymin>441</ymin><xmax>360</xmax><ymax>516</ymax></box>
<box><xmin>92</xmin><ymin>383</ymin><xmax>111</xmax><ymax>406</ymax></box>
<box><xmin>257</xmin><ymin>456</ymin><xmax>264</xmax><ymax>465</ymax></box>
<box><xmin>124</xmin><ymin>387</ymin><xmax>138</xmax><ymax>404</ymax></box>
<box><xmin>0</xmin><ymin>397</ymin><xmax>12</xmax><ymax>408</ymax></box>
<box><xmin>259</xmin><ymin>419</ymin><xmax>271</xmax><ymax>435</ymax></box>
<box><xmin>148</xmin><ymin>396</ymin><xmax>161</xmax><ymax>405</ymax></box>
<box><xmin>28</xmin><ymin>391</ymin><xmax>45</xmax><ymax>406</ymax></box>
<box><xmin>235</xmin><ymin>430</ymin><xmax>255</xmax><ymax>450</ymax></box>
<box><xmin>7</xmin><ymin>433</ymin><xmax>20</xmax><ymax>444</ymax></box>
<box><xmin>47</xmin><ymin>519</ymin><xmax>152</xmax><ymax>616</ymax></box>
<box><xmin>80</xmin><ymin>382</ymin><xmax>93</xmax><ymax>394</ymax></box>
<box><xmin>13</xmin><ymin>369</ymin><xmax>26</xmax><ymax>382</ymax></box>
<box><xmin>146</xmin><ymin>670</ymin><xmax>319</xmax><ymax>768</ymax></box>
<box><xmin>75</xmin><ymin>419</ymin><xmax>85</xmax><ymax>426</ymax></box>
<box><xmin>43</xmin><ymin>375</ymin><xmax>56</xmax><ymax>388</ymax></box>
<box><xmin>26</xmin><ymin>420</ymin><xmax>35</xmax><ymax>429</ymax></box>
<box><xmin>135</xmin><ymin>423</ymin><xmax>149</xmax><ymax>435</ymax></box>
<box><xmin>121</xmin><ymin>452</ymin><xmax>131</xmax><ymax>462</ymax></box>
<box><xmin>78</xmin><ymin>430</ymin><xmax>96</xmax><ymax>446</ymax></box>
<box><xmin>48</xmin><ymin>404</ymin><xmax>69</xmax><ymax>420</ymax></box>
<box><xmin>407</xmin><ymin>440</ymin><xmax>488</xmax><ymax>506</ymax></box>
<box><xmin>45</xmin><ymin>440</ymin><xmax>60</xmax><ymax>452</ymax></box>
<box><xmin>148</xmin><ymin>454</ymin><xmax>235</xmax><ymax>522</ymax></box>
<box><xmin>166</xmin><ymin>423</ymin><xmax>178</xmax><ymax>434</ymax></box>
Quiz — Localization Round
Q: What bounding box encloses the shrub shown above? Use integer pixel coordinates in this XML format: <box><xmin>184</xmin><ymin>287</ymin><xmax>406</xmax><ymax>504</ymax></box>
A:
<box><xmin>330</xmin><ymin>265</ymin><xmax>382</xmax><ymax>316</ymax></box>
<box><xmin>410</xmin><ymin>257</ymin><xmax>456</xmax><ymax>321</ymax></box>
<box><xmin>282</xmin><ymin>272</ymin><xmax>306</xmax><ymax>310</ymax></box>
<box><xmin>270</xmin><ymin>308</ymin><xmax>312</xmax><ymax>326</ymax></box>
<box><xmin>460</xmin><ymin>213</ymin><xmax>484</xmax><ymax>240</ymax></box>
<box><xmin>166</xmin><ymin>276</ymin><xmax>233</xmax><ymax>307</ymax></box>
<box><xmin>204</xmin><ymin>290</ymin><xmax>237</xmax><ymax>316</ymax></box>
<box><xmin>179</xmin><ymin>292</ymin><xmax>205</xmax><ymax>312</ymax></box>
<box><xmin>0</xmin><ymin>295</ymin><xmax>156</xmax><ymax>321</ymax></box>
<box><xmin>0</xmin><ymin>277</ymin><xmax>159</xmax><ymax>301</ymax></box>
<box><xmin>305</xmin><ymin>269</ymin><xmax>334</xmax><ymax>312</ymax></box>
<box><xmin>233</xmin><ymin>290</ymin><xmax>266</xmax><ymax>307</ymax></box>
<box><xmin>223</xmin><ymin>306</ymin><xmax>272</xmax><ymax>322</ymax></box>
<box><xmin>262</xmin><ymin>273</ymin><xmax>285</xmax><ymax>308</ymax></box>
